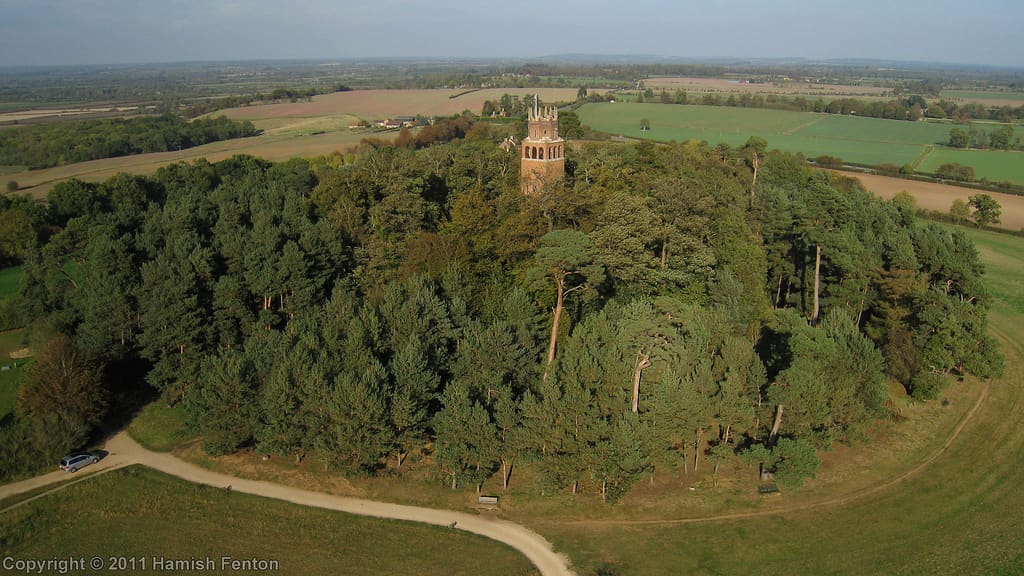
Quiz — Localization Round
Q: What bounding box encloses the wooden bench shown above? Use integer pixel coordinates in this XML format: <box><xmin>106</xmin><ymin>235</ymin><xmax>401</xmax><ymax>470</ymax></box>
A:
<box><xmin>477</xmin><ymin>495</ymin><xmax>499</xmax><ymax>507</ymax></box>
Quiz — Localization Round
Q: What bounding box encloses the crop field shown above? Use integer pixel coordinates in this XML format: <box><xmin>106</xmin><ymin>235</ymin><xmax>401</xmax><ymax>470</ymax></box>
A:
<box><xmin>217</xmin><ymin>88</ymin><xmax>588</xmax><ymax>123</ymax></box>
<box><xmin>577</xmin><ymin>102</ymin><xmax>1024</xmax><ymax>184</ymax></box>
<box><xmin>852</xmin><ymin>172</ymin><xmax>1024</xmax><ymax>231</ymax></box>
<box><xmin>918</xmin><ymin>148</ymin><xmax>1024</xmax><ymax>185</ymax></box>
<box><xmin>0</xmin><ymin>466</ymin><xmax>538</xmax><ymax>576</ymax></box>
<box><xmin>642</xmin><ymin>76</ymin><xmax>891</xmax><ymax>99</ymax></box>
<box><xmin>1</xmin><ymin>129</ymin><xmax>373</xmax><ymax>198</ymax></box>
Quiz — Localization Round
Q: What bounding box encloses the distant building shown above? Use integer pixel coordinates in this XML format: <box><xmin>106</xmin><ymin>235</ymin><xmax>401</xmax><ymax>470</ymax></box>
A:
<box><xmin>520</xmin><ymin>97</ymin><xmax>565</xmax><ymax>195</ymax></box>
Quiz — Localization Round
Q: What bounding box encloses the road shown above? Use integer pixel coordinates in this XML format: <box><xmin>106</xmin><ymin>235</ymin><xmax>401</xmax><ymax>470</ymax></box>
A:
<box><xmin>0</xmin><ymin>432</ymin><xmax>575</xmax><ymax>576</ymax></box>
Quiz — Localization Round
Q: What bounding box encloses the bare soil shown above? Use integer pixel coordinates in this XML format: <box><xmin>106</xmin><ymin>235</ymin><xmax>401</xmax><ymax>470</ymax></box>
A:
<box><xmin>850</xmin><ymin>171</ymin><xmax>1024</xmax><ymax>231</ymax></box>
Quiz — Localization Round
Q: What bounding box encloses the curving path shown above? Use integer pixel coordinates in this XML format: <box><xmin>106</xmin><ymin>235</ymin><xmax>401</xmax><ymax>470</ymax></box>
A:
<box><xmin>0</xmin><ymin>432</ymin><xmax>575</xmax><ymax>576</ymax></box>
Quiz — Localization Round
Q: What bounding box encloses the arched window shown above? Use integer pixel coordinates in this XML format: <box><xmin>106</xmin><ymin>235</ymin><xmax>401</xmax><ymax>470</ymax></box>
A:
<box><xmin>539</xmin><ymin>147</ymin><xmax>544</xmax><ymax>160</ymax></box>
<box><xmin>532</xmin><ymin>147</ymin><xmax>537</xmax><ymax>159</ymax></box>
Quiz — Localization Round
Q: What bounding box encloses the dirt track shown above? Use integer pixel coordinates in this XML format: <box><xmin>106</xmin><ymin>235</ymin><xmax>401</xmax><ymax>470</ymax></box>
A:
<box><xmin>0</xmin><ymin>432</ymin><xmax>575</xmax><ymax>576</ymax></box>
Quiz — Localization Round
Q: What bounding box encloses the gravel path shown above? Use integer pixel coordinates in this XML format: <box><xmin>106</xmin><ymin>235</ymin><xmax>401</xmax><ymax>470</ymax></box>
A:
<box><xmin>0</xmin><ymin>432</ymin><xmax>575</xmax><ymax>576</ymax></box>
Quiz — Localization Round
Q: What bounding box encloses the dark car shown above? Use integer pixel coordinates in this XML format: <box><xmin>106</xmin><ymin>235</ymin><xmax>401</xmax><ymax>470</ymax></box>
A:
<box><xmin>59</xmin><ymin>453</ymin><xmax>99</xmax><ymax>472</ymax></box>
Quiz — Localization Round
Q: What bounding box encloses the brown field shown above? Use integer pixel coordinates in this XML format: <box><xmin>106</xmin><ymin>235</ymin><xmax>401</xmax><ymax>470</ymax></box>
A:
<box><xmin>643</xmin><ymin>76</ymin><xmax>892</xmax><ymax>98</ymax></box>
<box><xmin>850</xmin><ymin>171</ymin><xmax>1024</xmax><ymax>231</ymax></box>
<box><xmin>216</xmin><ymin>88</ymin><xmax>589</xmax><ymax>123</ymax></box>
<box><xmin>0</xmin><ymin>106</ymin><xmax>141</xmax><ymax>122</ymax></box>
<box><xmin>4</xmin><ymin>129</ymin><xmax>373</xmax><ymax>198</ymax></box>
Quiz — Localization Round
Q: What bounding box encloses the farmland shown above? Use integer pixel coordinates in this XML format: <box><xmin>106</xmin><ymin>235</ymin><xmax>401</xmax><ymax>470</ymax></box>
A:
<box><xmin>577</xmin><ymin>102</ymin><xmax>1024</xmax><ymax>184</ymax></box>
<box><xmin>918</xmin><ymin>148</ymin><xmax>1024</xmax><ymax>185</ymax></box>
<box><xmin>852</xmin><ymin>172</ymin><xmax>1024</xmax><ymax>231</ymax></box>
<box><xmin>214</xmin><ymin>88</ymin><xmax>588</xmax><ymax>125</ymax></box>
<box><xmin>1</xmin><ymin>87</ymin><xmax>588</xmax><ymax>197</ymax></box>
<box><xmin>643</xmin><ymin>76</ymin><xmax>892</xmax><ymax>99</ymax></box>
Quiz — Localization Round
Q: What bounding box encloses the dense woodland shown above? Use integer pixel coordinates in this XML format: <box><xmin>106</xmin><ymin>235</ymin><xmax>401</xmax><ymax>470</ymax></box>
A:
<box><xmin>0</xmin><ymin>132</ymin><xmax>1003</xmax><ymax>499</ymax></box>
<box><xmin>0</xmin><ymin>114</ymin><xmax>257</xmax><ymax>169</ymax></box>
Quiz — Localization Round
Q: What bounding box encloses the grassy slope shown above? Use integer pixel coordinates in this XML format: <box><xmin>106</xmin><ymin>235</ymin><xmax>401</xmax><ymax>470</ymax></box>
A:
<box><xmin>578</xmin><ymin>103</ymin><xmax>1023</xmax><ymax>182</ymax></box>
<box><xmin>530</xmin><ymin>227</ymin><xmax>1024</xmax><ymax>575</ymax></box>
<box><xmin>0</xmin><ymin>466</ymin><xmax>539</xmax><ymax>576</ymax></box>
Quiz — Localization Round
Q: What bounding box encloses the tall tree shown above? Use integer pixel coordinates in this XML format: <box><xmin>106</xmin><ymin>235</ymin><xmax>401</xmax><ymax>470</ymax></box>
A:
<box><xmin>529</xmin><ymin>229</ymin><xmax>605</xmax><ymax>378</ymax></box>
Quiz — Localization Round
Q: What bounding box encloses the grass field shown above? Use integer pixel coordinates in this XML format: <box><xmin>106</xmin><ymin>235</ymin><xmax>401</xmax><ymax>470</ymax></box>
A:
<box><xmin>127</xmin><ymin>403</ymin><xmax>191</xmax><ymax>452</ymax></box>
<box><xmin>0</xmin><ymin>466</ymin><xmax>539</xmax><ymax>576</ymax></box>
<box><xmin>918</xmin><ymin>148</ymin><xmax>1024</xmax><ymax>185</ymax></box>
<box><xmin>577</xmin><ymin>103</ymin><xmax>1024</xmax><ymax>184</ymax></box>
<box><xmin>941</xmin><ymin>90</ymin><xmax>1024</xmax><ymax>107</ymax></box>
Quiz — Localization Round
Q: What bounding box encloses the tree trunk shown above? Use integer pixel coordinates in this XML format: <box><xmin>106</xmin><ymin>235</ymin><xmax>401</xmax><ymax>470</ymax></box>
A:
<box><xmin>769</xmin><ymin>404</ymin><xmax>784</xmax><ymax>444</ymax></box>
<box><xmin>631</xmin><ymin>348</ymin><xmax>652</xmax><ymax>413</ymax></box>
<box><xmin>572</xmin><ymin>480</ymin><xmax>578</xmax><ymax>495</ymax></box>
<box><xmin>750</xmin><ymin>155</ymin><xmax>760</xmax><ymax>201</ymax></box>
<box><xmin>501</xmin><ymin>459</ymin><xmax>512</xmax><ymax>491</ymax></box>
<box><xmin>693</xmin><ymin>429</ymin><xmax>702</xmax><ymax>471</ymax></box>
<box><xmin>811</xmin><ymin>243</ymin><xmax>822</xmax><ymax>326</ymax></box>
<box><xmin>723</xmin><ymin>424</ymin><xmax>731</xmax><ymax>446</ymax></box>
<box><xmin>660</xmin><ymin>243</ymin><xmax>669</xmax><ymax>269</ymax></box>
<box><xmin>855</xmin><ymin>283</ymin><xmax>869</xmax><ymax>326</ymax></box>
<box><xmin>543</xmin><ymin>275</ymin><xmax>565</xmax><ymax>380</ymax></box>
<box><xmin>775</xmin><ymin>274</ymin><xmax>784</xmax><ymax>308</ymax></box>
<box><xmin>397</xmin><ymin>451</ymin><xmax>406</xmax><ymax>469</ymax></box>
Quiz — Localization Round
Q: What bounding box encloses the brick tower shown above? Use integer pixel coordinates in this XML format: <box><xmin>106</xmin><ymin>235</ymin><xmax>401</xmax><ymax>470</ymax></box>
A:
<box><xmin>520</xmin><ymin>96</ymin><xmax>565</xmax><ymax>194</ymax></box>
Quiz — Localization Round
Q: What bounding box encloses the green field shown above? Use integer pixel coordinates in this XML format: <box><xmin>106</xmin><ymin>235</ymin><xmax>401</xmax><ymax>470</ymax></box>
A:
<box><xmin>919</xmin><ymin>148</ymin><xmax>1024</xmax><ymax>185</ymax></box>
<box><xmin>942</xmin><ymin>90</ymin><xmax>1024</xmax><ymax>102</ymax></box>
<box><xmin>0</xmin><ymin>466</ymin><xmax>538</xmax><ymax>576</ymax></box>
<box><xmin>577</xmin><ymin>103</ymin><xmax>1024</xmax><ymax>183</ymax></box>
<box><xmin>528</xmin><ymin>226</ymin><xmax>1024</xmax><ymax>575</ymax></box>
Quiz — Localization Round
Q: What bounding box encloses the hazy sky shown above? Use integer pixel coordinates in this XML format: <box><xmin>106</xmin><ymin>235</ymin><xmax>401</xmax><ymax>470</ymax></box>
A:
<box><xmin>1</xmin><ymin>0</ymin><xmax>1021</xmax><ymax>67</ymax></box>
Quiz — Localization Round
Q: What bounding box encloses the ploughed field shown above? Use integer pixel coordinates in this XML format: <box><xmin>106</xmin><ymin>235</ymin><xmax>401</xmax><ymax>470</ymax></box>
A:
<box><xmin>577</xmin><ymin>102</ymin><xmax>1024</xmax><ymax>185</ymax></box>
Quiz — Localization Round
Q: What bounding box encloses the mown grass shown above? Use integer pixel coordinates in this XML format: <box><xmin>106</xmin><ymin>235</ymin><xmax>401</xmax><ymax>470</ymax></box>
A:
<box><xmin>127</xmin><ymin>402</ymin><xmax>191</xmax><ymax>452</ymax></box>
<box><xmin>0</xmin><ymin>466</ymin><xmax>539</xmax><ymax>576</ymax></box>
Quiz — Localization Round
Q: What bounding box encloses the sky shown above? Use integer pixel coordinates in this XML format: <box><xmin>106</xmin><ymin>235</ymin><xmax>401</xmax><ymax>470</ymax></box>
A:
<box><xmin>0</xmin><ymin>0</ymin><xmax>1021</xmax><ymax>68</ymax></box>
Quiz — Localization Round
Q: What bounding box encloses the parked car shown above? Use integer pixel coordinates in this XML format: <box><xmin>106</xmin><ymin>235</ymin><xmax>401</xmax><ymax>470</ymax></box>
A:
<box><xmin>59</xmin><ymin>453</ymin><xmax>99</xmax><ymax>472</ymax></box>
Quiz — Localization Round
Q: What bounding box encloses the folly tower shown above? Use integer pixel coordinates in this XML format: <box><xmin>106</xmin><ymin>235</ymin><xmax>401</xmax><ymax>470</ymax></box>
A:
<box><xmin>520</xmin><ymin>97</ymin><xmax>565</xmax><ymax>194</ymax></box>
